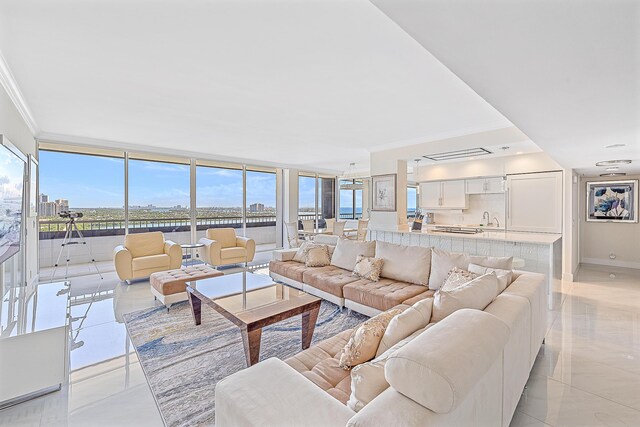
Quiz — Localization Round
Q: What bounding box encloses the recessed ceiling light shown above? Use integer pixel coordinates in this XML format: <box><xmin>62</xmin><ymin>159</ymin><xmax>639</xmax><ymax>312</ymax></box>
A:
<box><xmin>605</xmin><ymin>143</ymin><xmax>626</xmax><ymax>149</ymax></box>
<box><xmin>595</xmin><ymin>160</ymin><xmax>632</xmax><ymax>167</ymax></box>
<box><xmin>516</xmin><ymin>151</ymin><xmax>523</xmax><ymax>155</ymax></box>
<box><xmin>470</xmin><ymin>157</ymin><xmax>476</xmax><ymax>160</ymax></box>
<box><xmin>600</xmin><ymin>172</ymin><xmax>627</xmax><ymax>177</ymax></box>
<box><xmin>500</xmin><ymin>146</ymin><xmax>510</xmax><ymax>150</ymax></box>
<box><xmin>605</xmin><ymin>167</ymin><xmax>619</xmax><ymax>171</ymax></box>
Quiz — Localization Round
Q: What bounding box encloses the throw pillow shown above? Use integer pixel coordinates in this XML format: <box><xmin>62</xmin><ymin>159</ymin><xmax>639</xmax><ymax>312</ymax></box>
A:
<box><xmin>431</xmin><ymin>272</ymin><xmax>499</xmax><ymax>322</ymax></box>
<box><xmin>305</xmin><ymin>246</ymin><xmax>331</xmax><ymax>267</ymax></box>
<box><xmin>441</xmin><ymin>267</ymin><xmax>479</xmax><ymax>291</ymax></box>
<box><xmin>376</xmin><ymin>298</ymin><xmax>433</xmax><ymax>356</ymax></box>
<box><xmin>428</xmin><ymin>248</ymin><xmax>470</xmax><ymax>290</ymax></box>
<box><xmin>468</xmin><ymin>263</ymin><xmax>513</xmax><ymax>293</ymax></box>
<box><xmin>352</xmin><ymin>255</ymin><xmax>384</xmax><ymax>281</ymax></box>
<box><xmin>348</xmin><ymin>325</ymin><xmax>433</xmax><ymax>412</ymax></box>
<box><xmin>330</xmin><ymin>238</ymin><xmax>376</xmax><ymax>271</ymax></box>
<box><xmin>338</xmin><ymin>308</ymin><xmax>402</xmax><ymax>370</ymax></box>
<box><xmin>293</xmin><ymin>241</ymin><xmax>317</xmax><ymax>263</ymax></box>
<box><xmin>374</xmin><ymin>241</ymin><xmax>431</xmax><ymax>286</ymax></box>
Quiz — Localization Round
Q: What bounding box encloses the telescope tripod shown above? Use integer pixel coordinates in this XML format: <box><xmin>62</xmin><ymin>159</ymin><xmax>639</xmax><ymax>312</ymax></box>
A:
<box><xmin>51</xmin><ymin>217</ymin><xmax>104</xmax><ymax>281</ymax></box>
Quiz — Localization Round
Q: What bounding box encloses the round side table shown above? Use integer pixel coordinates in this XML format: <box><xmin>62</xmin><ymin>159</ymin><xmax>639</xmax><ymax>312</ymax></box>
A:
<box><xmin>180</xmin><ymin>242</ymin><xmax>205</xmax><ymax>266</ymax></box>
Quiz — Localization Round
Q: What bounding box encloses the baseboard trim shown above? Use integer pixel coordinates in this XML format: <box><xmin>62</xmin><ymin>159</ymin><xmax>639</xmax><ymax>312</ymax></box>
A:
<box><xmin>581</xmin><ymin>258</ymin><xmax>640</xmax><ymax>270</ymax></box>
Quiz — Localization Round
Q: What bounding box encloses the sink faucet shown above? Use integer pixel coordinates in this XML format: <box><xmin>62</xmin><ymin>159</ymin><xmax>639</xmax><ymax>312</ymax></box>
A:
<box><xmin>493</xmin><ymin>217</ymin><xmax>500</xmax><ymax>227</ymax></box>
<box><xmin>482</xmin><ymin>211</ymin><xmax>490</xmax><ymax>225</ymax></box>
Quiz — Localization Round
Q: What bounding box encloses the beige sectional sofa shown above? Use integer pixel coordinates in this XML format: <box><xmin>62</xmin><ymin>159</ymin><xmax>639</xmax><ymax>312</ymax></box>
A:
<box><xmin>217</xmin><ymin>238</ymin><xmax>547</xmax><ymax>427</ymax></box>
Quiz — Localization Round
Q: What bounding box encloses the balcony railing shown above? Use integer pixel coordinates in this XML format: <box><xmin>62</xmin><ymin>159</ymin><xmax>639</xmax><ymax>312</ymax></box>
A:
<box><xmin>39</xmin><ymin>215</ymin><xmax>277</xmax><ymax>239</ymax></box>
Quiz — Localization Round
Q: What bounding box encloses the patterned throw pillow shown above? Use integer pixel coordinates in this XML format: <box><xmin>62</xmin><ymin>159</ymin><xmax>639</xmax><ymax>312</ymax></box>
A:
<box><xmin>305</xmin><ymin>245</ymin><xmax>331</xmax><ymax>267</ymax></box>
<box><xmin>339</xmin><ymin>308</ymin><xmax>403</xmax><ymax>370</ymax></box>
<box><xmin>441</xmin><ymin>267</ymin><xmax>479</xmax><ymax>291</ymax></box>
<box><xmin>352</xmin><ymin>255</ymin><xmax>384</xmax><ymax>282</ymax></box>
<box><xmin>293</xmin><ymin>241</ymin><xmax>318</xmax><ymax>263</ymax></box>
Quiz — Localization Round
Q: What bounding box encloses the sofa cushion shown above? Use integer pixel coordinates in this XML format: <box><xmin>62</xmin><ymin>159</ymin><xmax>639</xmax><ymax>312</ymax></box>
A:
<box><xmin>286</xmin><ymin>329</ymin><xmax>353</xmax><ymax>404</ymax></box>
<box><xmin>339</xmin><ymin>309</ymin><xmax>402</xmax><ymax>369</ymax></box>
<box><xmin>306</xmin><ymin>246</ymin><xmax>332</xmax><ymax>267</ymax></box>
<box><xmin>468</xmin><ymin>263</ymin><xmax>513</xmax><ymax>293</ymax></box>
<box><xmin>348</xmin><ymin>325</ymin><xmax>432</xmax><ymax>412</ymax></box>
<box><xmin>376</xmin><ymin>298</ymin><xmax>433</xmax><ymax>357</ymax></box>
<box><xmin>469</xmin><ymin>255</ymin><xmax>513</xmax><ymax>270</ymax></box>
<box><xmin>374</xmin><ymin>241</ymin><xmax>431</xmax><ymax>286</ymax></box>
<box><xmin>428</xmin><ymin>248</ymin><xmax>471</xmax><ymax>290</ymax></box>
<box><xmin>441</xmin><ymin>267</ymin><xmax>479</xmax><ymax>291</ymax></box>
<box><xmin>220</xmin><ymin>247</ymin><xmax>246</xmax><ymax>260</ymax></box>
<box><xmin>385</xmin><ymin>309</ymin><xmax>510</xmax><ymax>414</ymax></box>
<box><xmin>431</xmin><ymin>272</ymin><xmax>499</xmax><ymax>323</ymax></box>
<box><xmin>330</xmin><ymin>239</ymin><xmax>376</xmax><ymax>271</ymax></box>
<box><xmin>343</xmin><ymin>279</ymin><xmax>428</xmax><ymax>312</ymax></box>
<box><xmin>352</xmin><ymin>255</ymin><xmax>384</xmax><ymax>281</ymax></box>
<box><xmin>206</xmin><ymin>228</ymin><xmax>238</xmax><ymax>248</ymax></box>
<box><xmin>401</xmin><ymin>290</ymin><xmax>436</xmax><ymax>306</ymax></box>
<box><xmin>302</xmin><ymin>266</ymin><xmax>360</xmax><ymax>298</ymax></box>
<box><xmin>131</xmin><ymin>253</ymin><xmax>170</xmax><ymax>271</ymax></box>
<box><xmin>125</xmin><ymin>231</ymin><xmax>165</xmax><ymax>258</ymax></box>
<box><xmin>269</xmin><ymin>260</ymin><xmax>312</xmax><ymax>283</ymax></box>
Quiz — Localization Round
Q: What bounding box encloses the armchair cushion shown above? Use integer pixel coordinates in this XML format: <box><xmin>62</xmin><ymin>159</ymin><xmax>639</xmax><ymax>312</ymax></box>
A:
<box><xmin>221</xmin><ymin>247</ymin><xmax>246</xmax><ymax>260</ymax></box>
<box><xmin>124</xmin><ymin>231</ymin><xmax>165</xmax><ymax>258</ymax></box>
<box><xmin>132</xmin><ymin>254</ymin><xmax>170</xmax><ymax>271</ymax></box>
<box><xmin>206</xmin><ymin>228</ymin><xmax>237</xmax><ymax>248</ymax></box>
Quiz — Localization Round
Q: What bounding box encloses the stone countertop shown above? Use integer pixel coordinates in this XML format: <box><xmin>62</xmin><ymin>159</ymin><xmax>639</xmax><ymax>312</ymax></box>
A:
<box><xmin>371</xmin><ymin>227</ymin><xmax>562</xmax><ymax>245</ymax></box>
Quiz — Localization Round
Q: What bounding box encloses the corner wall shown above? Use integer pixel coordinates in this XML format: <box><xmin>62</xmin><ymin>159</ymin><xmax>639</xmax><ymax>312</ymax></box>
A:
<box><xmin>580</xmin><ymin>174</ymin><xmax>640</xmax><ymax>269</ymax></box>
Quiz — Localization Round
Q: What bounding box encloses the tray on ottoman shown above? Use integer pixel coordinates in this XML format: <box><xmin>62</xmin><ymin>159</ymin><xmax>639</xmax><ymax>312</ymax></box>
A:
<box><xmin>150</xmin><ymin>265</ymin><xmax>223</xmax><ymax>309</ymax></box>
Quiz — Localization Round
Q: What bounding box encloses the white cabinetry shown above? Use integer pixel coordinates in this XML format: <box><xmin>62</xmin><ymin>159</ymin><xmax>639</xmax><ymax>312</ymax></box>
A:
<box><xmin>506</xmin><ymin>171</ymin><xmax>563</xmax><ymax>233</ymax></box>
<box><xmin>465</xmin><ymin>177</ymin><xmax>505</xmax><ymax>194</ymax></box>
<box><xmin>420</xmin><ymin>180</ymin><xmax>468</xmax><ymax>209</ymax></box>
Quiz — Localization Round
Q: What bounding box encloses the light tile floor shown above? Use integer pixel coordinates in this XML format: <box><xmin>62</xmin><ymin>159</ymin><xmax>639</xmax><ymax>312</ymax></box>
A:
<box><xmin>1</xmin><ymin>262</ymin><xmax>639</xmax><ymax>426</ymax></box>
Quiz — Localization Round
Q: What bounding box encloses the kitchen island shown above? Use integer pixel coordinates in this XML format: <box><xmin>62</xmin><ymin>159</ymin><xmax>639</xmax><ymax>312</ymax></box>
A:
<box><xmin>369</xmin><ymin>227</ymin><xmax>562</xmax><ymax>308</ymax></box>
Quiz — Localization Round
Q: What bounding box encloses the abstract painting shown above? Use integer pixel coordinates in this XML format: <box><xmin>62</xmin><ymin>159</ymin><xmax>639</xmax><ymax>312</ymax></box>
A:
<box><xmin>372</xmin><ymin>174</ymin><xmax>396</xmax><ymax>211</ymax></box>
<box><xmin>586</xmin><ymin>180</ymin><xmax>638</xmax><ymax>223</ymax></box>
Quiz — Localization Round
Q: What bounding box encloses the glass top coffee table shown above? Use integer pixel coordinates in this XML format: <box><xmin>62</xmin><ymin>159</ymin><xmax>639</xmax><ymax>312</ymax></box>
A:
<box><xmin>185</xmin><ymin>271</ymin><xmax>322</xmax><ymax>366</ymax></box>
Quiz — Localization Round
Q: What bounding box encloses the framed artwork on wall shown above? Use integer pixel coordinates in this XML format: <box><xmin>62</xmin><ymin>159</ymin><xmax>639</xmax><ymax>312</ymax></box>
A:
<box><xmin>372</xmin><ymin>174</ymin><xmax>397</xmax><ymax>212</ymax></box>
<box><xmin>586</xmin><ymin>179</ymin><xmax>638</xmax><ymax>223</ymax></box>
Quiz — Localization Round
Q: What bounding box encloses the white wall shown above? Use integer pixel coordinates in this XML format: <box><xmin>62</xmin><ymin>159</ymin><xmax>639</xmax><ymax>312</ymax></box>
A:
<box><xmin>369</xmin><ymin>153</ymin><xmax>407</xmax><ymax>229</ymax></box>
<box><xmin>580</xmin><ymin>174</ymin><xmax>640</xmax><ymax>269</ymax></box>
<box><xmin>0</xmin><ymin>81</ymin><xmax>37</xmax><ymax>285</ymax></box>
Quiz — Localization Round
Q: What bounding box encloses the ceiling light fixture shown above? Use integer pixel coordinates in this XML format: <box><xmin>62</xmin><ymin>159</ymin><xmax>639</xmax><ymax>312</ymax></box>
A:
<box><xmin>605</xmin><ymin>143</ymin><xmax>626</xmax><ymax>149</ymax></box>
<box><xmin>596</xmin><ymin>160</ymin><xmax>632</xmax><ymax>167</ymax></box>
<box><xmin>516</xmin><ymin>151</ymin><xmax>523</xmax><ymax>155</ymax></box>
<box><xmin>605</xmin><ymin>167</ymin><xmax>620</xmax><ymax>171</ymax></box>
<box><xmin>340</xmin><ymin>163</ymin><xmax>365</xmax><ymax>190</ymax></box>
<box><xmin>600</xmin><ymin>173</ymin><xmax>627</xmax><ymax>177</ymax></box>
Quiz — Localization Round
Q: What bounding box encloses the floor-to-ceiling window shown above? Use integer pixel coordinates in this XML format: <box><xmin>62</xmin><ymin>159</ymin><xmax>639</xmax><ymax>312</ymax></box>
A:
<box><xmin>245</xmin><ymin>167</ymin><xmax>277</xmax><ymax>250</ymax></box>
<box><xmin>339</xmin><ymin>179</ymin><xmax>363</xmax><ymax>219</ymax></box>
<box><xmin>298</xmin><ymin>174</ymin><xmax>317</xmax><ymax>225</ymax></box>
<box><xmin>299</xmin><ymin>174</ymin><xmax>335</xmax><ymax>228</ymax></box>
<box><xmin>407</xmin><ymin>185</ymin><xmax>418</xmax><ymax>217</ymax></box>
<box><xmin>128</xmin><ymin>155</ymin><xmax>191</xmax><ymax>244</ymax></box>
<box><xmin>38</xmin><ymin>147</ymin><xmax>125</xmax><ymax>270</ymax></box>
<box><xmin>195</xmin><ymin>162</ymin><xmax>244</xmax><ymax>239</ymax></box>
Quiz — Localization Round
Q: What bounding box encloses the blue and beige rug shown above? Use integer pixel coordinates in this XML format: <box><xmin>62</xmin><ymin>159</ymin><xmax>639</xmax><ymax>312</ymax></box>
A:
<box><xmin>124</xmin><ymin>297</ymin><xmax>367</xmax><ymax>426</ymax></box>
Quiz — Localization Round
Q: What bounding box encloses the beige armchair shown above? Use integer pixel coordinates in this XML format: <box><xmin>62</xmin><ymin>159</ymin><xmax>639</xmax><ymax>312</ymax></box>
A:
<box><xmin>114</xmin><ymin>231</ymin><xmax>182</xmax><ymax>282</ymax></box>
<box><xmin>198</xmin><ymin>228</ymin><xmax>256</xmax><ymax>266</ymax></box>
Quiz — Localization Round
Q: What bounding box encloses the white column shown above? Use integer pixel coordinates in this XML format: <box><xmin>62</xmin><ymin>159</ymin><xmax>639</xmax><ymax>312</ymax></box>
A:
<box><xmin>282</xmin><ymin>169</ymin><xmax>299</xmax><ymax>248</ymax></box>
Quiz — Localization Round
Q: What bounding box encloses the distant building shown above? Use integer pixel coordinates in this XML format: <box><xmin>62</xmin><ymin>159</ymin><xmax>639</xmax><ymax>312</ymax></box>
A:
<box><xmin>55</xmin><ymin>199</ymin><xmax>69</xmax><ymax>212</ymax></box>
<box><xmin>249</xmin><ymin>203</ymin><xmax>265</xmax><ymax>213</ymax></box>
<box><xmin>39</xmin><ymin>193</ymin><xmax>48</xmax><ymax>203</ymax></box>
<box><xmin>40</xmin><ymin>201</ymin><xmax>59</xmax><ymax>217</ymax></box>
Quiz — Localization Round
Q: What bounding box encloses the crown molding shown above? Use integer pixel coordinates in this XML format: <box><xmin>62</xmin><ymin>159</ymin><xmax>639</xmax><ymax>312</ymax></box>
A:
<box><xmin>0</xmin><ymin>50</ymin><xmax>39</xmax><ymax>135</ymax></box>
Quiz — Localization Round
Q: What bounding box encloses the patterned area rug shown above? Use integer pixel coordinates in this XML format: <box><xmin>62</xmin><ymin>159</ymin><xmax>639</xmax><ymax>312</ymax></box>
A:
<box><xmin>123</xmin><ymin>297</ymin><xmax>367</xmax><ymax>426</ymax></box>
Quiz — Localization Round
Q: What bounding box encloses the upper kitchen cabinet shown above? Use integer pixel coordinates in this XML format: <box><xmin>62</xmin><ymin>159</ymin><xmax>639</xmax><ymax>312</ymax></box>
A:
<box><xmin>506</xmin><ymin>171</ymin><xmax>563</xmax><ymax>233</ymax></box>
<box><xmin>465</xmin><ymin>177</ymin><xmax>505</xmax><ymax>194</ymax></box>
<box><xmin>420</xmin><ymin>180</ymin><xmax>468</xmax><ymax>209</ymax></box>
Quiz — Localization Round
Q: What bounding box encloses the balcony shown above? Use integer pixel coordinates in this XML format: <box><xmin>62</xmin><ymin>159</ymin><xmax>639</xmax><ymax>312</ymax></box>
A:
<box><xmin>39</xmin><ymin>215</ymin><xmax>277</xmax><ymax>268</ymax></box>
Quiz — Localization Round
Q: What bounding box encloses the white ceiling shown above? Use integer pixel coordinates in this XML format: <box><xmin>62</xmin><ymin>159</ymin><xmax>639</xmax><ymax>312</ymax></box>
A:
<box><xmin>0</xmin><ymin>0</ymin><xmax>513</xmax><ymax>174</ymax></box>
<box><xmin>372</xmin><ymin>0</ymin><xmax>640</xmax><ymax>176</ymax></box>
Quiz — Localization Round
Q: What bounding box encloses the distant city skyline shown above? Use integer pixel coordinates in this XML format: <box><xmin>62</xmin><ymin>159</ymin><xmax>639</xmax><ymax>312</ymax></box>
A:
<box><xmin>40</xmin><ymin>151</ymin><xmax>277</xmax><ymax>209</ymax></box>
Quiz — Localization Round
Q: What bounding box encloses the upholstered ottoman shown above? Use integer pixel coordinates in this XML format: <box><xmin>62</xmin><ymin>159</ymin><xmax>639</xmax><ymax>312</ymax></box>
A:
<box><xmin>150</xmin><ymin>265</ymin><xmax>223</xmax><ymax>309</ymax></box>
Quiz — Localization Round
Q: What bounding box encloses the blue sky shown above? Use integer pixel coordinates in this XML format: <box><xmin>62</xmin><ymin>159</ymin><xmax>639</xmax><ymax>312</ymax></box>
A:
<box><xmin>40</xmin><ymin>151</ymin><xmax>276</xmax><ymax>208</ymax></box>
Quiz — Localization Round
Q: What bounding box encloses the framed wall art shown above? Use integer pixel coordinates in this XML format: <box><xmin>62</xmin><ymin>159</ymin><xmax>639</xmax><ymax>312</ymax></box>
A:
<box><xmin>586</xmin><ymin>179</ymin><xmax>638</xmax><ymax>223</ymax></box>
<box><xmin>372</xmin><ymin>174</ymin><xmax>397</xmax><ymax>212</ymax></box>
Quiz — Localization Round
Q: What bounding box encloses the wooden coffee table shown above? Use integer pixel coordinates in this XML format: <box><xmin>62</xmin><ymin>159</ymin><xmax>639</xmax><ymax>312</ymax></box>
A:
<box><xmin>185</xmin><ymin>271</ymin><xmax>322</xmax><ymax>366</ymax></box>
